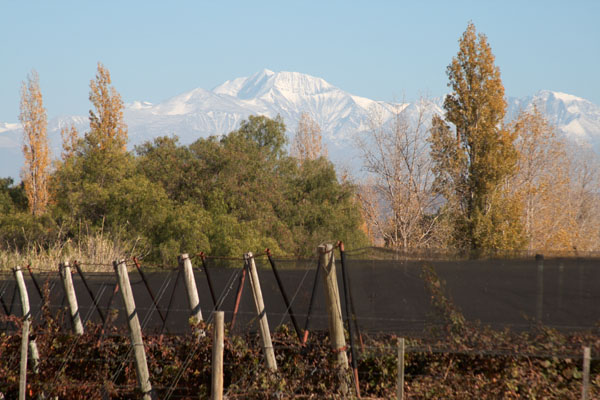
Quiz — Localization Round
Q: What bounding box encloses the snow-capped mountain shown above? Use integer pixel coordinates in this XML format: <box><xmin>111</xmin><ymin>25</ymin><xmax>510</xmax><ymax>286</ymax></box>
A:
<box><xmin>124</xmin><ymin>69</ymin><xmax>402</xmax><ymax>146</ymax></box>
<box><xmin>1</xmin><ymin>69</ymin><xmax>599</xmax><ymax>180</ymax></box>
<box><xmin>507</xmin><ymin>90</ymin><xmax>600</xmax><ymax>146</ymax></box>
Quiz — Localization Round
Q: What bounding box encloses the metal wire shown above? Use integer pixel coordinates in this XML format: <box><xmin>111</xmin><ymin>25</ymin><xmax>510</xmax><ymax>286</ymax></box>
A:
<box><xmin>276</xmin><ymin>265</ymin><xmax>312</xmax><ymax>327</ymax></box>
<box><xmin>109</xmin><ymin>271</ymin><xmax>173</xmax><ymax>386</ymax></box>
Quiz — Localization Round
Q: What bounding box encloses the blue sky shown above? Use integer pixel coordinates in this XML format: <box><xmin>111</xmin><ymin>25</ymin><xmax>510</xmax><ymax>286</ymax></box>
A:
<box><xmin>1</xmin><ymin>0</ymin><xmax>599</xmax><ymax>122</ymax></box>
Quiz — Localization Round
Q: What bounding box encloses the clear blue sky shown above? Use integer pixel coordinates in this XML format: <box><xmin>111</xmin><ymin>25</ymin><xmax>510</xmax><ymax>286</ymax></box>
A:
<box><xmin>1</xmin><ymin>0</ymin><xmax>599</xmax><ymax>122</ymax></box>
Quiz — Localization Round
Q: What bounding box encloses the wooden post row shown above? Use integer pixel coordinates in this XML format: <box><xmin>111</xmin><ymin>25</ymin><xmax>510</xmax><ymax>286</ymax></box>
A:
<box><xmin>212</xmin><ymin>311</ymin><xmax>224</xmax><ymax>400</ymax></box>
<box><xmin>60</xmin><ymin>262</ymin><xmax>84</xmax><ymax>335</ymax></box>
<box><xmin>113</xmin><ymin>259</ymin><xmax>153</xmax><ymax>400</ymax></box>
<box><xmin>246</xmin><ymin>252</ymin><xmax>277</xmax><ymax>371</ymax></box>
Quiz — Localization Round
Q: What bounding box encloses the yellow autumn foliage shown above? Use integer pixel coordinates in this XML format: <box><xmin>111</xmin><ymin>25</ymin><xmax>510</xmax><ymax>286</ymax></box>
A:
<box><xmin>19</xmin><ymin>70</ymin><xmax>50</xmax><ymax>216</ymax></box>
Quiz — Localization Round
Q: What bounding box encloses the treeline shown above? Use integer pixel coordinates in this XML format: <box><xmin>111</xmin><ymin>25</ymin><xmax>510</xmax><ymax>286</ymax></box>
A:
<box><xmin>359</xmin><ymin>23</ymin><xmax>600</xmax><ymax>254</ymax></box>
<box><xmin>1</xmin><ymin>66</ymin><xmax>367</xmax><ymax>262</ymax></box>
<box><xmin>5</xmin><ymin>23</ymin><xmax>600</xmax><ymax>261</ymax></box>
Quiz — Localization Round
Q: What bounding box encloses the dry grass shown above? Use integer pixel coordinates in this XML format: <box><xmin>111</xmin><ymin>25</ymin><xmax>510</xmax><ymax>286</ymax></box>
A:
<box><xmin>0</xmin><ymin>230</ymin><xmax>149</xmax><ymax>272</ymax></box>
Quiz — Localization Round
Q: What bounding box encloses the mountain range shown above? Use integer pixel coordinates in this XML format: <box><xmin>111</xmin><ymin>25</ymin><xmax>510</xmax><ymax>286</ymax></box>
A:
<box><xmin>1</xmin><ymin>69</ymin><xmax>599</xmax><ymax>180</ymax></box>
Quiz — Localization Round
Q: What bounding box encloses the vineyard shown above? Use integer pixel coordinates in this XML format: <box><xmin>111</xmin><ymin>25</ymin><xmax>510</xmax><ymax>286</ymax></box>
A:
<box><xmin>1</xmin><ymin>247</ymin><xmax>599</xmax><ymax>399</ymax></box>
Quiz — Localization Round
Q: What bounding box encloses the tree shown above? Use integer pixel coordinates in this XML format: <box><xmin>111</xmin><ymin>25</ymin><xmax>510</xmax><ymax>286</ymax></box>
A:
<box><xmin>190</xmin><ymin>115</ymin><xmax>292</xmax><ymax>255</ymax></box>
<box><xmin>135</xmin><ymin>115</ymin><xmax>367</xmax><ymax>257</ymax></box>
<box><xmin>291</xmin><ymin>112</ymin><xmax>327</xmax><ymax>163</ymax></box>
<box><xmin>60</xmin><ymin>124</ymin><xmax>80</xmax><ymax>161</ymax></box>
<box><xmin>281</xmin><ymin>156</ymin><xmax>368</xmax><ymax>255</ymax></box>
<box><xmin>359</xmin><ymin>100</ymin><xmax>441</xmax><ymax>250</ymax></box>
<box><xmin>50</xmin><ymin>64</ymin><xmax>213</xmax><ymax>262</ymax></box>
<box><xmin>509</xmin><ymin>107</ymin><xmax>574</xmax><ymax>251</ymax></box>
<box><xmin>355</xmin><ymin>178</ymin><xmax>383</xmax><ymax>246</ymax></box>
<box><xmin>88</xmin><ymin>62</ymin><xmax>127</xmax><ymax>152</ymax></box>
<box><xmin>227</xmin><ymin>114</ymin><xmax>287</xmax><ymax>160</ymax></box>
<box><xmin>52</xmin><ymin>62</ymin><xmax>132</xmax><ymax>228</ymax></box>
<box><xmin>565</xmin><ymin>145</ymin><xmax>600</xmax><ymax>252</ymax></box>
<box><xmin>0</xmin><ymin>178</ymin><xmax>27</xmax><ymax>214</ymax></box>
<box><xmin>135</xmin><ymin>136</ymin><xmax>199</xmax><ymax>203</ymax></box>
<box><xmin>429</xmin><ymin>23</ymin><xmax>524</xmax><ymax>252</ymax></box>
<box><xmin>20</xmin><ymin>70</ymin><xmax>50</xmax><ymax>216</ymax></box>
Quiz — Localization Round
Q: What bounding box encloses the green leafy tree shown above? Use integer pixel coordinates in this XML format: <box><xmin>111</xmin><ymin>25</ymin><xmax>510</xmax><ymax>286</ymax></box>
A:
<box><xmin>53</xmin><ymin>63</ymin><xmax>133</xmax><ymax>227</ymax></box>
<box><xmin>0</xmin><ymin>178</ymin><xmax>56</xmax><ymax>249</ymax></box>
<box><xmin>136</xmin><ymin>117</ymin><xmax>292</xmax><ymax>256</ymax></box>
<box><xmin>50</xmin><ymin>63</ymin><xmax>211</xmax><ymax>262</ymax></box>
<box><xmin>429</xmin><ymin>23</ymin><xmax>524</xmax><ymax>252</ymax></box>
<box><xmin>227</xmin><ymin>114</ymin><xmax>287</xmax><ymax>160</ymax></box>
<box><xmin>135</xmin><ymin>136</ymin><xmax>201</xmax><ymax>203</ymax></box>
<box><xmin>0</xmin><ymin>178</ymin><xmax>27</xmax><ymax>214</ymax></box>
<box><xmin>190</xmin><ymin>115</ymin><xmax>291</xmax><ymax>255</ymax></box>
<box><xmin>281</xmin><ymin>157</ymin><xmax>368</xmax><ymax>255</ymax></box>
<box><xmin>136</xmin><ymin>115</ymin><xmax>367</xmax><ymax>257</ymax></box>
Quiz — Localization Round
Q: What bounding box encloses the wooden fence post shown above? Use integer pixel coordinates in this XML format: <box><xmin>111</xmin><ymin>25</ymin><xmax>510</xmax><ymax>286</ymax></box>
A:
<box><xmin>245</xmin><ymin>252</ymin><xmax>277</xmax><ymax>371</ymax></box>
<box><xmin>59</xmin><ymin>262</ymin><xmax>84</xmax><ymax>335</ymax></box>
<box><xmin>113</xmin><ymin>259</ymin><xmax>153</xmax><ymax>400</ymax></box>
<box><xmin>179</xmin><ymin>253</ymin><xmax>203</xmax><ymax>325</ymax></box>
<box><xmin>318</xmin><ymin>244</ymin><xmax>349</xmax><ymax>394</ymax></box>
<box><xmin>14</xmin><ymin>266</ymin><xmax>34</xmax><ymax>400</ymax></box>
<box><xmin>18</xmin><ymin>308</ymin><xmax>28</xmax><ymax>400</ymax></box>
<box><xmin>212</xmin><ymin>311</ymin><xmax>224</xmax><ymax>400</ymax></box>
<box><xmin>582</xmin><ymin>346</ymin><xmax>591</xmax><ymax>400</ymax></box>
<box><xmin>397</xmin><ymin>338</ymin><xmax>405</xmax><ymax>400</ymax></box>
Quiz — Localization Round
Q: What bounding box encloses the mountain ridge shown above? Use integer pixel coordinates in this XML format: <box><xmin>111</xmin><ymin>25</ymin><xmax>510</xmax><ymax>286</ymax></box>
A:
<box><xmin>1</xmin><ymin>70</ymin><xmax>599</xmax><ymax>179</ymax></box>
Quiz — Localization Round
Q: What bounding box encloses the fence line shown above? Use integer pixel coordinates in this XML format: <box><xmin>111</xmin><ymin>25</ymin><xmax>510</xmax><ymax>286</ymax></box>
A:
<box><xmin>1</xmin><ymin>245</ymin><xmax>600</xmax><ymax>399</ymax></box>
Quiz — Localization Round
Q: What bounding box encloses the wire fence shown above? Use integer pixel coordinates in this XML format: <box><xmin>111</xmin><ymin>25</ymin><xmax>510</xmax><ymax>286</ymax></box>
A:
<box><xmin>1</xmin><ymin>247</ymin><xmax>599</xmax><ymax>398</ymax></box>
<box><xmin>3</xmin><ymin>252</ymin><xmax>600</xmax><ymax>334</ymax></box>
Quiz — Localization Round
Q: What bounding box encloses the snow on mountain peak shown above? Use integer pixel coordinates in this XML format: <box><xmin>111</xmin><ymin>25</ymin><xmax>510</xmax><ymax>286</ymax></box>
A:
<box><xmin>233</xmin><ymin>69</ymin><xmax>277</xmax><ymax>99</ymax></box>
<box><xmin>152</xmin><ymin>87</ymin><xmax>218</xmax><ymax>115</ymax></box>
<box><xmin>213</xmin><ymin>69</ymin><xmax>336</xmax><ymax>100</ymax></box>
<box><xmin>538</xmin><ymin>90</ymin><xmax>586</xmax><ymax>104</ymax></box>
<box><xmin>129</xmin><ymin>100</ymin><xmax>154</xmax><ymax>110</ymax></box>
<box><xmin>1</xmin><ymin>69</ymin><xmax>599</xmax><ymax>181</ymax></box>
<box><xmin>505</xmin><ymin>90</ymin><xmax>600</xmax><ymax>148</ymax></box>
<box><xmin>0</xmin><ymin>122</ymin><xmax>21</xmax><ymax>133</ymax></box>
<box><xmin>212</xmin><ymin>76</ymin><xmax>248</xmax><ymax>97</ymax></box>
<box><xmin>271</xmin><ymin>71</ymin><xmax>335</xmax><ymax>96</ymax></box>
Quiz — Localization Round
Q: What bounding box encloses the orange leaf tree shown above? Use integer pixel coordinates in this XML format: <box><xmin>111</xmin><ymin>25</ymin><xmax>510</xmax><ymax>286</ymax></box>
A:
<box><xmin>19</xmin><ymin>70</ymin><xmax>50</xmax><ymax>216</ymax></box>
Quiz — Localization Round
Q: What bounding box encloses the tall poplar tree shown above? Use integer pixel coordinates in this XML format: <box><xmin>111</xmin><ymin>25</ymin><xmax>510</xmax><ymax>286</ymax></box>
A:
<box><xmin>19</xmin><ymin>70</ymin><xmax>50</xmax><ymax>216</ymax></box>
<box><xmin>87</xmin><ymin>62</ymin><xmax>128</xmax><ymax>152</ymax></box>
<box><xmin>80</xmin><ymin>62</ymin><xmax>130</xmax><ymax>186</ymax></box>
<box><xmin>429</xmin><ymin>23</ymin><xmax>524</xmax><ymax>252</ymax></box>
<box><xmin>53</xmin><ymin>62</ymin><xmax>132</xmax><ymax>225</ymax></box>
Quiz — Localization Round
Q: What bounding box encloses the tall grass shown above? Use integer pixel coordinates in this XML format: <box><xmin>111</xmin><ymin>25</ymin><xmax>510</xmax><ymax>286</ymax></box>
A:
<box><xmin>0</xmin><ymin>230</ymin><xmax>149</xmax><ymax>272</ymax></box>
